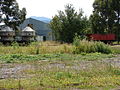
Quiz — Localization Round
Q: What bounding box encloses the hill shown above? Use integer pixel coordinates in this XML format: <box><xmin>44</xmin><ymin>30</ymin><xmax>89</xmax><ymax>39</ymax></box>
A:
<box><xmin>30</xmin><ymin>16</ymin><xmax>51</xmax><ymax>23</ymax></box>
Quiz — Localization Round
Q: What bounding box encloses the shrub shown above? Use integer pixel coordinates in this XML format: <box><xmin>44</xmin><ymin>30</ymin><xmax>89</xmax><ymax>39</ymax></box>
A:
<box><xmin>11</xmin><ymin>42</ymin><xmax>19</xmax><ymax>49</ymax></box>
<box><xmin>95</xmin><ymin>42</ymin><xmax>112</xmax><ymax>54</ymax></box>
<box><xmin>73</xmin><ymin>39</ymin><xmax>112</xmax><ymax>54</ymax></box>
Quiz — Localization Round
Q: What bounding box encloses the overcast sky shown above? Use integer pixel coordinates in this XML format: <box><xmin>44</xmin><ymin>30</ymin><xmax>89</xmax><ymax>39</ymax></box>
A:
<box><xmin>17</xmin><ymin>0</ymin><xmax>94</xmax><ymax>18</ymax></box>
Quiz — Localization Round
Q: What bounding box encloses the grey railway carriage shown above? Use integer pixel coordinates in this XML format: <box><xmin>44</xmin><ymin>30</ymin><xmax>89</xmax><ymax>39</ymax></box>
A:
<box><xmin>0</xmin><ymin>25</ymin><xmax>36</xmax><ymax>43</ymax></box>
<box><xmin>0</xmin><ymin>26</ymin><xmax>15</xmax><ymax>43</ymax></box>
<box><xmin>21</xmin><ymin>26</ymin><xmax>35</xmax><ymax>42</ymax></box>
<box><xmin>0</xmin><ymin>17</ymin><xmax>52</xmax><ymax>43</ymax></box>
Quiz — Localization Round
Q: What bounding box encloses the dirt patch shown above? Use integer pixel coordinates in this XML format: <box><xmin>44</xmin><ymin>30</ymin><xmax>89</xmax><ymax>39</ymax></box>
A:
<box><xmin>0</xmin><ymin>63</ymin><xmax>34</xmax><ymax>79</ymax></box>
<box><xmin>0</xmin><ymin>56</ymin><xmax>120</xmax><ymax>80</ymax></box>
<box><xmin>103</xmin><ymin>54</ymin><xmax>120</xmax><ymax>68</ymax></box>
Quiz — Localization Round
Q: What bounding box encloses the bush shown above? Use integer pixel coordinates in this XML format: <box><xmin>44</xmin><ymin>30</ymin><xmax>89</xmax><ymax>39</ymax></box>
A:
<box><xmin>11</xmin><ymin>42</ymin><xmax>19</xmax><ymax>49</ymax></box>
<box><xmin>95</xmin><ymin>42</ymin><xmax>112</xmax><ymax>54</ymax></box>
<box><xmin>73</xmin><ymin>39</ymin><xmax>112</xmax><ymax>54</ymax></box>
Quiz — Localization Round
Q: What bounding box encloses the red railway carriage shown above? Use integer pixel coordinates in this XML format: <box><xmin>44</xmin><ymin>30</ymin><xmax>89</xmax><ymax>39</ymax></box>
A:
<box><xmin>87</xmin><ymin>34</ymin><xmax>115</xmax><ymax>43</ymax></box>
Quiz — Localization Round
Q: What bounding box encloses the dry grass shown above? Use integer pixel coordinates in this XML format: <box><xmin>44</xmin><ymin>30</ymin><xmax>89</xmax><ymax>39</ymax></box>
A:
<box><xmin>0</xmin><ymin>41</ymin><xmax>74</xmax><ymax>55</ymax></box>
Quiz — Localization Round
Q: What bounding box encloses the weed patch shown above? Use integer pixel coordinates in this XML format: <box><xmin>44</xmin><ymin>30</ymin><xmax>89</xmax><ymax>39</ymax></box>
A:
<box><xmin>73</xmin><ymin>39</ymin><xmax>112</xmax><ymax>54</ymax></box>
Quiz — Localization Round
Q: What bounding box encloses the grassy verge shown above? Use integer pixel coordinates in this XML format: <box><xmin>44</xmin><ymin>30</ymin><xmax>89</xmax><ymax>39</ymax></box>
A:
<box><xmin>112</xmin><ymin>45</ymin><xmax>120</xmax><ymax>54</ymax></box>
<box><xmin>0</xmin><ymin>53</ymin><xmax>114</xmax><ymax>63</ymax></box>
<box><xmin>0</xmin><ymin>41</ymin><xmax>120</xmax><ymax>89</ymax></box>
<box><xmin>0</xmin><ymin>40</ymin><xmax>114</xmax><ymax>55</ymax></box>
<box><xmin>0</xmin><ymin>57</ymin><xmax>120</xmax><ymax>90</ymax></box>
<box><xmin>0</xmin><ymin>53</ymin><xmax>118</xmax><ymax>90</ymax></box>
<box><xmin>0</xmin><ymin>41</ymin><xmax>74</xmax><ymax>55</ymax></box>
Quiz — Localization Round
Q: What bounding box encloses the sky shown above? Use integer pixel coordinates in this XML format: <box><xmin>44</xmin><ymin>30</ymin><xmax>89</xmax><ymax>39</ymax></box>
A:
<box><xmin>17</xmin><ymin>0</ymin><xmax>94</xmax><ymax>19</ymax></box>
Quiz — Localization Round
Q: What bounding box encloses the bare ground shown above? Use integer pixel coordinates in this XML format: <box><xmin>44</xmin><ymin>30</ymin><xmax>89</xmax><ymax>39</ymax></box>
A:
<box><xmin>0</xmin><ymin>55</ymin><xmax>120</xmax><ymax>89</ymax></box>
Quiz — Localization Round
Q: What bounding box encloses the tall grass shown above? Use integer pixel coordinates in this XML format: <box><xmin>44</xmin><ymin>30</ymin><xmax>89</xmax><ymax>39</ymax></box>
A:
<box><xmin>0</xmin><ymin>40</ymin><xmax>114</xmax><ymax>55</ymax></box>
<box><xmin>0</xmin><ymin>41</ymin><xmax>74</xmax><ymax>55</ymax></box>
<box><xmin>73</xmin><ymin>39</ymin><xmax>112</xmax><ymax>54</ymax></box>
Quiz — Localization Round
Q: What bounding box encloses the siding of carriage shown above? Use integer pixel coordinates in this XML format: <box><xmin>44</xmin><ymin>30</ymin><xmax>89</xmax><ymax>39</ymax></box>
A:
<box><xmin>87</xmin><ymin>34</ymin><xmax>115</xmax><ymax>41</ymax></box>
<box><xmin>0</xmin><ymin>26</ymin><xmax>15</xmax><ymax>42</ymax></box>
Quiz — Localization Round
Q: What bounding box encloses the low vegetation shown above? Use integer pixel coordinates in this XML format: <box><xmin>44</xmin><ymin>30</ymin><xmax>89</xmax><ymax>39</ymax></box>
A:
<box><xmin>0</xmin><ymin>41</ymin><xmax>73</xmax><ymax>55</ymax></box>
<box><xmin>73</xmin><ymin>39</ymin><xmax>112</xmax><ymax>54</ymax></box>
<box><xmin>0</xmin><ymin>53</ymin><xmax>114</xmax><ymax>63</ymax></box>
<box><xmin>0</xmin><ymin>41</ymin><xmax>120</xmax><ymax>89</ymax></box>
<box><xmin>0</xmin><ymin>53</ymin><xmax>119</xmax><ymax>90</ymax></box>
<box><xmin>111</xmin><ymin>45</ymin><xmax>120</xmax><ymax>54</ymax></box>
<box><xmin>0</xmin><ymin>40</ymin><xmax>114</xmax><ymax>55</ymax></box>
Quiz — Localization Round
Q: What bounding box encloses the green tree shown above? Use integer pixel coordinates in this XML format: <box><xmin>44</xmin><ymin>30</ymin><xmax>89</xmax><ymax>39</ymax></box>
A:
<box><xmin>111</xmin><ymin>0</ymin><xmax>120</xmax><ymax>42</ymax></box>
<box><xmin>50</xmin><ymin>4</ymin><xmax>89</xmax><ymax>43</ymax></box>
<box><xmin>90</xmin><ymin>0</ymin><xmax>120</xmax><ymax>35</ymax></box>
<box><xmin>0</xmin><ymin>0</ymin><xmax>26</xmax><ymax>30</ymax></box>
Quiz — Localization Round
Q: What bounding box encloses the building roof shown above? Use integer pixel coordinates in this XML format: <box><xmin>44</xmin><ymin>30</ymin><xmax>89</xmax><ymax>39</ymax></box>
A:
<box><xmin>0</xmin><ymin>26</ymin><xmax>14</xmax><ymax>32</ymax></box>
<box><xmin>22</xmin><ymin>26</ymin><xmax>35</xmax><ymax>32</ymax></box>
<box><xmin>0</xmin><ymin>22</ymin><xmax>5</xmax><ymax>26</ymax></box>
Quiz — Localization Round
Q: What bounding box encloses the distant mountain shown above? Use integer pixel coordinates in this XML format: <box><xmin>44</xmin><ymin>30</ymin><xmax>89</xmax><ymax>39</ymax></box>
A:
<box><xmin>30</xmin><ymin>16</ymin><xmax>51</xmax><ymax>23</ymax></box>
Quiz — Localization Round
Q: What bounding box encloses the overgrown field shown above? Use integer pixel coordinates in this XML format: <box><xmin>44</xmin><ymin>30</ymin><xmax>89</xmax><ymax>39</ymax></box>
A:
<box><xmin>0</xmin><ymin>40</ymin><xmax>114</xmax><ymax>55</ymax></box>
<box><xmin>0</xmin><ymin>41</ymin><xmax>120</xmax><ymax>89</ymax></box>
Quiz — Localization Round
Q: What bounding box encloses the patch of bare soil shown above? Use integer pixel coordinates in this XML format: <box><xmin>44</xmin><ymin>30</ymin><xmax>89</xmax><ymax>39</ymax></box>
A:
<box><xmin>0</xmin><ymin>63</ymin><xmax>34</xmax><ymax>79</ymax></box>
<box><xmin>103</xmin><ymin>54</ymin><xmax>120</xmax><ymax>68</ymax></box>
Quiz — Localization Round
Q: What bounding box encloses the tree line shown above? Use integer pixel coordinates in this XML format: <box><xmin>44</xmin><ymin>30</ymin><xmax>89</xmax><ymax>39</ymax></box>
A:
<box><xmin>0</xmin><ymin>0</ymin><xmax>26</xmax><ymax>30</ymax></box>
<box><xmin>50</xmin><ymin>0</ymin><xmax>120</xmax><ymax>43</ymax></box>
<box><xmin>0</xmin><ymin>0</ymin><xmax>120</xmax><ymax>43</ymax></box>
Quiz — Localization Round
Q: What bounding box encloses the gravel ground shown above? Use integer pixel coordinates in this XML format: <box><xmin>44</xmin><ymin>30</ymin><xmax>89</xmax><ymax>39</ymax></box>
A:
<box><xmin>0</xmin><ymin>55</ymin><xmax>120</xmax><ymax>89</ymax></box>
<box><xmin>0</xmin><ymin>63</ymin><xmax>34</xmax><ymax>79</ymax></box>
<box><xmin>1</xmin><ymin>55</ymin><xmax>120</xmax><ymax>79</ymax></box>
